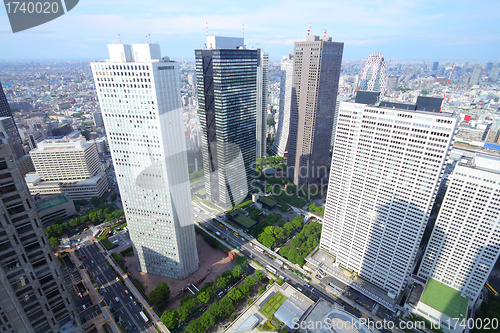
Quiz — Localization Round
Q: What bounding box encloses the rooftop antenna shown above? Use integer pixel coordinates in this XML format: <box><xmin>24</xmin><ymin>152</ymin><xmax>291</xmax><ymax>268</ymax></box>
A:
<box><xmin>323</xmin><ymin>26</ymin><xmax>327</xmax><ymax>38</ymax></box>
<box><xmin>242</xmin><ymin>24</ymin><xmax>245</xmax><ymax>39</ymax></box>
<box><xmin>439</xmin><ymin>63</ymin><xmax>455</xmax><ymax>113</ymax></box>
<box><xmin>307</xmin><ymin>23</ymin><xmax>311</xmax><ymax>36</ymax></box>
<box><xmin>206</xmin><ymin>21</ymin><xmax>209</xmax><ymax>37</ymax></box>
<box><xmin>118</xmin><ymin>33</ymin><xmax>121</xmax><ymax>44</ymax></box>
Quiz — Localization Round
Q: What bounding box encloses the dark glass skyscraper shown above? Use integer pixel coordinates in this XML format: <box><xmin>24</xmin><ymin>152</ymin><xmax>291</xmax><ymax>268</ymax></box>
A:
<box><xmin>196</xmin><ymin>36</ymin><xmax>258</xmax><ymax>210</ymax></box>
<box><xmin>0</xmin><ymin>132</ymin><xmax>80</xmax><ymax>332</ymax></box>
<box><xmin>287</xmin><ymin>35</ymin><xmax>344</xmax><ymax>186</ymax></box>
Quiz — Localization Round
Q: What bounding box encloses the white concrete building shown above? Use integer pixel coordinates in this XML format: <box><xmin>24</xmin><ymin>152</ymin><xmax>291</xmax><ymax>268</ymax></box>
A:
<box><xmin>91</xmin><ymin>43</ymin><xmax>198</xmax><ymax>279</ymax></box>
<box><xmin>29</xmin><ymin>138</ymin><xmax>101</xmax><ymax>181</ymax></box>
<box><xmin>418</xmin><ymin>154</ymin><xmax>500</xmax><ymax>302</ymax></box>
<box><xmin>321</xmin><ymin>100</ymin><xmax>457</xmax><ymax>297</ymax></box>
<box><xmin>272</xmin><ymin>54</ymin><xmax>293</xmax><ymax>157</ymax></box>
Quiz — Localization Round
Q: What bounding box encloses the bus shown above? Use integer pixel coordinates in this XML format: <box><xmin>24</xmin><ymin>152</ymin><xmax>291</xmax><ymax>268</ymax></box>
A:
<box><xmin>266</xmin><ymin>265</ymin><xmax>277</xmax><ymax>275</ymax></box>
<box><xmin>139</xmin><ymin>311</ymin><xmax>149</xmax><ymax>323</ymax></box>
<box><xmin>254</xmin><ymin>246</ymin><xmax>264</xmax><ymax>253</ymax></box>
<box><xmin>486</xmin><ymin>283</ymin><xmax>498</xmax><ymax>296</ymax></box>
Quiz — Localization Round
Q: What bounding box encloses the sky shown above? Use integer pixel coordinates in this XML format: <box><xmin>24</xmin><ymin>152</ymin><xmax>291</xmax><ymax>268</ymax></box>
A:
<box><xmin>1</xmin><ymin>0</ymin><xmax>499</xmax><ymax>62</ymax></box>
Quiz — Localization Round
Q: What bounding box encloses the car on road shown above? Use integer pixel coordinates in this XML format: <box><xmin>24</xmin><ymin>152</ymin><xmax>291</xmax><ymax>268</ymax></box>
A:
<box><xmin>114</xmin><ymin>297</ymin><xmax>119</xmax><ymax>303</ymax></box>
<box><xmin>297</xmin><ymin>286</ymin><xmax>303</xmax><ymax>292</ymax></box>
<box><xmin>305</xmin><ymin>283</ymin><xmax>311</xmax><ymax>288</ymax></box>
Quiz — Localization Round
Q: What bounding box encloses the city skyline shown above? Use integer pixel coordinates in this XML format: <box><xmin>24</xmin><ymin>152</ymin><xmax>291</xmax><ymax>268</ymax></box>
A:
<box><xmin>0</xmin><ymin>0</ymin><xmax>499</xmax><ymax>61</ymax></box>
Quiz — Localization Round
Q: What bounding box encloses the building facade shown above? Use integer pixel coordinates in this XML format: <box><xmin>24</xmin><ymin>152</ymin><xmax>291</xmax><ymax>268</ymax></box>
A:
<box><xmin>0</xmin><ymin>132</ymin><xmax>80</xmax><ymax>333</ymax></box>
<box><xmin>320</xmin><ymin>100</ymin><xmax>457</xmax><ymax>296</ymax></box>
<box><xmin>29</xmin><ymin>138</ymin><xmax>101</xmax><ymax>181</ymax></box>
<box><xmin>196</xmin><ymin>36</ymin><xmax>258</xmax><ymax>210</ymax></box>
<box><xmin>418</xmin><ymin>155</ymin><xmax>500</xmax><ymax>302</ymax></box>
<box><xmin>359</xmin><ymin>52</ymin><xmax>387</xmax><ymax>94</ymax></box>
<box><xmin>272</xmin><ymin>54</ymin><xmax>293</xmax><ymax>157</ymax></box>
<box><xmin>470</xmin><ymin>66</ymin><xmax>483</xmax><ymax>86</ymax></box>
<box><xmin>91</xmin><ymin>43</ymin><xmax>198</xmax><ymax>279</ymax></box>
<box><xmin>256</xmin><ymin>49</ymin><xmax>269</xmax><ymax>159</ymax></box>
<box><xmin>287</xmin><ymin>35</ymin><xmax>343</xmax><ymax>186</ymax></box>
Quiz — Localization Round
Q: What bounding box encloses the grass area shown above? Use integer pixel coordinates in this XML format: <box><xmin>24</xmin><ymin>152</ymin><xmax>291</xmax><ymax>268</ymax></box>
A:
<box><xmin>259</xmin><ymin>195</ymin><xmax>277</xmax><ymax>207</ymax></box>
<box><xmin>260</xmin><ymin>292</ymin><xmax>287</xmax><ymax>318</ymax></box>
<box><xmin>120</xmin><ymin>247</ymin><xmax>135</xmax><ymax>257</ymax></box>
<box><xmin>420</xmin><ymin>278</ymin><xmax>468</xmax><ymax>318</ymax></box>
<box><xmin>101</xmin><ymin>238</ymin><xmax>118</xmax><ymax>250</ymax></box>
<box><xmin>279</xmin><ymin>192</ymin><xmax>306</xmax><ymax>208</ymax></box>
<box><xmin>190</xmin><ymin>177</ymin><xmax>204</xmax><ymax>187</ymax></box>
<box><xmin>112</xmin><ymin>253</ymin><xmax>125</xmax><ymax>271</ymax></box>
<box><xmin>227</xmin><ymin>210</ymin><xmax>257</xmax><ymax>229</ymax></box>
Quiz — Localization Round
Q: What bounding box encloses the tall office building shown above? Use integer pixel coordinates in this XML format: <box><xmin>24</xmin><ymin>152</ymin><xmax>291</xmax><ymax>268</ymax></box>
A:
<box><xmin>196</xmin><ymin>36</ymin><xmax>258</xmax><ymax>209</ymax></box>
<box><xmin>418</xmin><ymin>155</ymin><xmax>500</xmax><ymax>302</ymax></box>
<box><xmin>469</xmin><ymin>66</ymin><xmax>483</xmax><ymax>86</ymax></box>
<box><xmin>91</xmin><ymin>43</ymin><xmax>198</xmax><ymax>279</ymax></box>
<box><xmin>359</xmin><ymin>52</ymin><xmax>387</xmax><ymax>94</ymax></box>
<box><xmin>0</xmin><ymin>87</ymin><xmax>35</xmax><ymax>178</ymax></box>
<box><xmin>0</xmin><ymin>132</ymin><xmax>80</xmax><ymax>333</ymax></box>
<box><xmin>490</xmin><ymin>64</ymin><xmax>499</xmax><ymax>81</ymax></box>
<box><xmin>256</xmin><ymin>49</ymin><xmax>269</xmax><ymax>159</ymax></box>
<box><xmin>287</xmin><ymin>35</ymin><xmax>344</xmax><ymax>186</ymax></box>
<box><xmin>320</xmin><ymin>98</ymin><xmax>456</xmax><ymax>296</ymax></box>
<box><xmin>386</xmin><ymin>76</ymin><xmax>399</xmax><ymax>92</ymax></box>
<box><xmin>432</xmin><ymin>61</ymin><xmax>439</xmax><ymax>71</ymax></box>
<box><xmin>92</xmin><ymin>111</ymin><xmax>104</xmax><ymax>127</ymax></box>
<box><xmin>272</xmin><ymin>54</ymin><xmax>293</xmax><ymax>157</ymax></box>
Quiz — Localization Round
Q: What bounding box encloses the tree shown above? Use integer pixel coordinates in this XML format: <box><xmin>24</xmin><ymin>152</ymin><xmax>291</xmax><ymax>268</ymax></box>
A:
<box><xmin>231</xmin><ymin>264</ymin><xmax>243</xmax><ymax>278</ymax></box>
<box><xmin>199</xmin><ymin>312</ymin><xmax>215</xmax><ymax>329</ymax></box>
<box><xmin>185</xmin><ymin>319</ymin><xmax>204</xmax><ymax>333</ymax></box>
<box><xmin>178</xmin><ymin>297</ymin><xmax>197</xmax><ymax>322</ymax></box>
<box><xmin>197</xmin><ymin>291</ymin><xmax>210</xmax><ymax>304</ymax></box>
<box><xmin>235</xmin><ymin>256</ymin><xmax>248</xmax><ymax>268</ymax></box>
<box><xmin>53</xmin><ymin>216</ymin><xmax>64</xmax><ymax>224</ymax></box>
<box><xmin>244</xmin><ymin>275</ymin><xmax>256</xmax><ymax>286</ymax></box>
<box><xmin>283</xmin><ymin>222</ymin><xmax>295</xmax><ymax>234</ymax></box>
<box><xmin>291</xmin><ymin>215</ymin><xmax>303</xmax><ymax>229</ymax></box>
<box><xmin>276</xmin><ymin>278</ymin><xmax>284</xmax><ymax>286</ymax></box>
<box><xmin>219</xmin><ymin>296</ymin><xmax>233</xmax><ymax>316</ymax></box>
<box><xmin>49</xmin><ymin>237</ymin><xmax>60</xmax><ymax>248</ymax></box>
<box><xmin>258</xmin><ymin>232</ymin><xmax>276</xmax><ymax>248</ymax></box>
<box><xmin>149</xmin><ymin>282</ymin><xmax>170</xmax><ymax>310</ymax></box>
<box><xmin>216</xmin><ymin>275</ymin><xmax>229</xmax><ymax>289</ymax></box>
<box><xmin>208</xmin><ymin>302</ymin><xmax>223</xmax><ymax>321</ymax></box>
<box><xmin>239</xmin><ymin>282</ymin><xmax>250</xmax><ymax>295</ymax></box>
<box><xmin>258</xmin><ymin>285</ymin><xmax>267</xmax><ymax>294</ymax></box>
<box><xmin>160</xmin><ymin>309</ymin><xmax>178</xmax><ymax>329</ymax></box>
<box><xmin>255</xmin><ymin>270</ymin><xmax>265</xmax><ymax>282</ymax></box>
<box><xmin>90</xmin><ymin>196</ymin><xmax>106</xmax><ymax>208</ymax></box>
<box><xmin>227</xmin><ymin>288</ymin><xmax>242</xmax><ymax>301</ymax></box>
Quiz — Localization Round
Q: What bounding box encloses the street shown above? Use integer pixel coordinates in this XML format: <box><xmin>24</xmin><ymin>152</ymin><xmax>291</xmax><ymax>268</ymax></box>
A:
<box><xmin>77</xmin><ymin>241</ymin><xmax>156</xmax><ymax>333</ymax></box>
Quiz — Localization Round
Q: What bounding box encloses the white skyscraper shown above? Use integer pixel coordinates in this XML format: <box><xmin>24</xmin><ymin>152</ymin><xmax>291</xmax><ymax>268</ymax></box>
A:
<box><xmin>91</xmin><ymin>44</ymin><xmax>198</xmax><ymax>279</ymax></box>
<box><xmin>321</xmin><ymin>100</ymin><xmax>456</xmax><ymax>296</ymax></box>
<box><xmin>418</xmin><ymin>154</ymin><xmax>500</xmax><ymax>302</ymax></box>
<box><xmin>256</xmin><ymin>49</ymin><xmax>269</xmax><ymax>158</ymax></box>
<box><xmin>359</xmin><ymin>52</ymin><xmax>387</xmax><ymax>94</ymax></box>
<box><xmin>272</xmin><ymin>54</ymin><xmax>293</xmax><ymax>157</ymax></box>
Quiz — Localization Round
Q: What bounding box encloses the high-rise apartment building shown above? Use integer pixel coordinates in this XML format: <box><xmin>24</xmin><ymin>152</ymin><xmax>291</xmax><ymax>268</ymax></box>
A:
<box><xmin>0</xmin><ymin>132</ymin><xmax>80</xmax><ymax>333</ymax></box>
<box><xmin>256</xmin><ymin>49</ymin><xmax>269</xmax><ymax>159</ymax></box>
<box><xmin>196</xmin><ymin>36</ymin><xmax>258</xmax><ymax>209</ymax></box>
<box><xmin>359</xmin><ymin>52</ymin><xmax>387</xmax><ymax>94</ymax></box>
<box><xmin>30</xmin><ymin>138</ymin><xmax>101</xmax><ymax>181</ymax></box>
<box><xmin>418</xmin><ymin>155</ymin><xmax>500</xmax><ymax>302</ymax></box>
<box><xmin>287</xmin><ymin>35</ymin><xmax>343</xmax><ymax>186</ymax></box>
<box><xmin>91</xmin><ymin>43</ymin><xmax>198</xmax><ymax>279</ymax></box>
<box><xmin>386</xmin><ymin>76</ymin><xmax>399</xmax><ymax>92</ymax></box>
<box><xmin>272</xmin><ymin>54</ymin><xmax>293</xmax><ymax>157</ymax></box>
<box><xmin>469</xmin><ymin>66</ymin><xmax>483</xmax><ymax>86</ymax></box>
<box><xmin>320</xmin><ymin>98</ymin><xmax>456</xmax><ymax>296</ymax></box>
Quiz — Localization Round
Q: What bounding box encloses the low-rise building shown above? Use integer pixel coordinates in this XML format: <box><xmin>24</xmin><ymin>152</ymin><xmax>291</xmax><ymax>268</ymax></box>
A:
<box><xmin>35</xmin><ymin>193</ymin><xmax>77</xmax><ymax>225</ymax></box>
